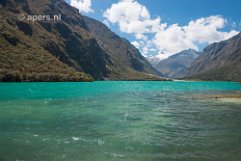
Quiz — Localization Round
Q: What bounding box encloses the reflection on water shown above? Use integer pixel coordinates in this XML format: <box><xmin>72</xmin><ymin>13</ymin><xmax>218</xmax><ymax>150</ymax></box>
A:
<box><xmin>0</xmin><ymin>82</ymin><xmax>241</xmax><ymax>161</ymax></box>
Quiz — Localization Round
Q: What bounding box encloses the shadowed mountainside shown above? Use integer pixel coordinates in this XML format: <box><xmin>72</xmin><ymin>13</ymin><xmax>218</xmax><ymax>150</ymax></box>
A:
<box><xmin>84</xmin><ymin>16</ymin><xmax>163</xmax><ymax>80</ymax></box>
<box><xmin>187</xmin><ymin>32</ymin><xmax>241</xmax><ymax>81</ymax></box>
<box><xmin>156</xmin><ymin>49</ymin><xmax>201</xmax><ymax>78</ymax></box>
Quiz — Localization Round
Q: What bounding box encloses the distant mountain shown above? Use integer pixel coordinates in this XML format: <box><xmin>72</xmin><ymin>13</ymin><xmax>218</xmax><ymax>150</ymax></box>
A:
<box><xmin>146</xmin><ymin>56</ymin><xmax>162</xmax><ymax>67</ymax></box>
<box><xmin>0</xmin><ymin>0</ymin><xmax>164</xmax><ymax>82</ymax></box>
<box><xmin>156</xmin><ymin>49</ymin><xmax>201</xmax><ymax>78</ymax></box>
<box><xmin>84</xmin><ymin>16</ymin><xmax>163</xmax><ymax>80</ymax></box>
<box><xmin>188</xmin><ymin>32</ymin><xmax>241</xmax><ymax>81</ymax></box>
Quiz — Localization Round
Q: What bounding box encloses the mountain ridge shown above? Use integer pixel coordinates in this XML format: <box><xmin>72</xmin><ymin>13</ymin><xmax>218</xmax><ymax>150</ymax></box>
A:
<box><xmin>187</xmin><ymin>32</ymin><xmax>241</xmax><ymax>81</ymax></box>
<box><xmin>84</xmin><ymin>16</ymin><xmax>164</xmax><ymax>80</ymax></box>
<box><xmin>156</xmin><ymin>49</ymin><xmax>201</xmax><ymax>78</ymax></box>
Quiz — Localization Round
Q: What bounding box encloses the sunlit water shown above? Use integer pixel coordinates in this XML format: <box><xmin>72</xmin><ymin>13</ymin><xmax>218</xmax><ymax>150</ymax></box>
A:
<box><xmin>0</xmin><ymin>81</ymin><xmax>241</xmax><ymax>161</ymax></box>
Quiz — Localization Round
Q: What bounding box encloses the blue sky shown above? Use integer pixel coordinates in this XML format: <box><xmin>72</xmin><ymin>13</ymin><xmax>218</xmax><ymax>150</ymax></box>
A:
<box><xmin>68</xmin><ymin>0</ymin><xmax>241</xmax><ymax>59</ymax></box>
<box><xmin>89</xmin><ymin>0</ymin><xmax>241</xmax><ymax>27</ymax></box>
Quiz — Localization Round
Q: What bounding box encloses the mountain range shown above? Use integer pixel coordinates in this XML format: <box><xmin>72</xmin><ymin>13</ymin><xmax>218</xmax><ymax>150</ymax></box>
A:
<box><xmin>156</xmin><ymin>49</ymin><xmax>201</xmax><ymax>78</ymax></box>
<box><xmin>154</xmin><ymin>32</ymin><xmax>241</xmax><ymax>82</ymax></box>
<box><xmin>187</xmin><ymin>32</ymin><xmax>241</xmax><ymax>81</ymax></box>
<box><xmin>0</xmin><ymin>0</ymin><xmax>163</xmax><ymax>82</ymax></box>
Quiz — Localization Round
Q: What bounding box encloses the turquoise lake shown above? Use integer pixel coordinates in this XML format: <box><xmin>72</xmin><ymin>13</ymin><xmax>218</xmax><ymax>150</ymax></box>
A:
<box><xmin>0</xmin><ymin>81</ymin><xmax>241</xmax><ymax>161</ymax></box>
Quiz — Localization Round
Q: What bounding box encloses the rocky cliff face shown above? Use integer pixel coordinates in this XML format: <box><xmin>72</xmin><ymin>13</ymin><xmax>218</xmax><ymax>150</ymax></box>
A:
<box><xmin>84</xmin><ymin>16</ymin><xmax>163</xmax><ymax>80</ymax></box>
<box><xmin>0</xmin><ymin>0</ymin><xmax>164</xmax><ymax>81</ymax></box>
<box><xmin>188</xmin><ymin>32</ymin><xmax>241</xmax><ymax>81</ymax></box>
<box><xmin>156</xmin><ymin>49</ymin><xmax>201</xmax><ymax>78</ymax></box>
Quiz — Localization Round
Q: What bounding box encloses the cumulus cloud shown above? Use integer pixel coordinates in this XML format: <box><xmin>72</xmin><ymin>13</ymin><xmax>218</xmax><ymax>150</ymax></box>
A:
<box><xmin>104</xmin><ymin>0</ymin><xmax>239</xmax><ymax>59</ymax></box>
<box><xmin>103</xmin><ymin>0</ymin><xmax>162</xmax><ymax>35</ymax></box>
<box><xmin>70</xmin><ymin>0</ymin><xmax>93</xmax><ymax>13</ymax></box>
<box><xmin>153</xmin><ymin>16</ymin><xmax>238</xmax><ymax>55</ymax></box>
<box><xmin>184</xmin><ymin>16</ymin><xmax>237</xmax><ymax>44</ymax></box>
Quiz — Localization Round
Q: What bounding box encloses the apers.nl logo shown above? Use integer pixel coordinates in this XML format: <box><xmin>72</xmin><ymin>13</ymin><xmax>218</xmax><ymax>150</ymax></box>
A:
<box><xmin>18</xmin><ymin>13</ymin><xmax>62</xmax><ymax>22</ymax></box>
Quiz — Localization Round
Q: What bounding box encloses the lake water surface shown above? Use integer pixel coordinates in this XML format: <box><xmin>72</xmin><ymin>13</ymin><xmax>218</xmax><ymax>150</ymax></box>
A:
<box><xmin>0</xmin><ymin>81</ymin><xmax>241</xmax><ymax>161</ymax></box>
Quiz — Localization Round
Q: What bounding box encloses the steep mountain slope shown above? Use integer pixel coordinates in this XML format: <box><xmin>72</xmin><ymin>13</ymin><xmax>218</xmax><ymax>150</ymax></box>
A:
<box><xmin>188</xmin><ymin>32</ymin><xmax>241</xmax><ymax>81</ymax></box>
<box><xmin>156</xmin><ymin>49</ymin><xmax>201</xmax><ymax>78</ymax></box>
<box><xmin>0</xmin><ymin>0</ymin><xmax>164</xmax><ymax>81</ymax></box>
<box><xmin>0</xmin><ymin>0</ymin><xmax>93</xmax><ymax>82</ymax></box>
<box><xmin>84</xmin><ymin>16</ymin><xmax>163</xmax><ymax>80</ymax></box>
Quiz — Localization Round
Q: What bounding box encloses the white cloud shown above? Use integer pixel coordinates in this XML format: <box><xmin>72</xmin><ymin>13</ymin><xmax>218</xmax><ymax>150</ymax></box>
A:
<box><xmin>183</xmin><ymin>16</ymin><xmax>237</xmax><ymax>44</ymax></box>
<box><xmin>103</xmin><ymin>19</ymin><xmax>110</xmax><ymax>27</ymax></box>
<box><xmin>152</xmin><ymin>53</ymin><xmax>169</xmax><ymax>61</ymax></box>
<box><xmin>131</xmin><ymin>41</ymin><xmax>140</xmax><ymax>48</ymax></box>
<box><xmin>103</xmin><ymin>0</ymin><xmax>161</xmax><ymax>35</ymax></box>
<box><xmin>104</xmin><ymin>0</ymin><xmax>239</xmax><ymax>60</ymax></box>
<box><xmin>70</xmin><ymin>0</ymin><xmax>94</xmax><ymax>13</ymax></box>
<box><xmin>153</xmin><ymin>24</ymin><xmax>198</xmax><ymax>55</ymax></box>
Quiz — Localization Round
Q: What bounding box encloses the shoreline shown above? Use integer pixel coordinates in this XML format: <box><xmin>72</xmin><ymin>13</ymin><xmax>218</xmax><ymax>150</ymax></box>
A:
<box><xmin>0</xmin><ymin>80</ymin><xmax>240</xmax><ymax>83</ymax></box>
<box><xmin>197</xmin><ymin>91</ymin><xmax>241</xmax><ymax>104</ymax></box>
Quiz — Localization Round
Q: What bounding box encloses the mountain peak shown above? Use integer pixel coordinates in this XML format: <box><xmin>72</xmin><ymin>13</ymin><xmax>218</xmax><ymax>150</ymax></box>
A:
<box><xmin>155</xmin><ymin>49</ymin><xmax>201</xmax><ymax>78</ymax></box>
<box><xmin>188</xmin><ymin>32</ymin><xmax>241</xmax><ymax>81</ymax></box>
